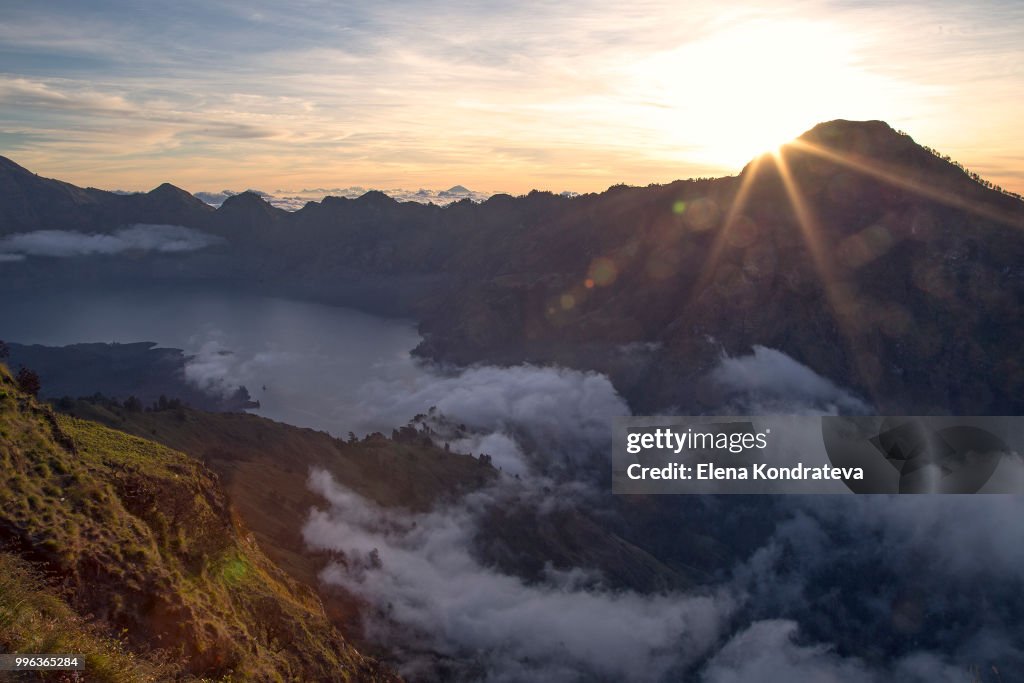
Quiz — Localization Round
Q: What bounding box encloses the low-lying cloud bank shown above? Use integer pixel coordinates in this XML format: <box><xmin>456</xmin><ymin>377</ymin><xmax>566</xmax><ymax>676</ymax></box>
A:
<box><xmin>305</xmin><ymin>470</ymin><xmax>735</xmax><ymax>683</ymax></box>
<box><xmin>181</xmin><ymin>338</ymin><xmax>271</xmax><ymax>398</ymax></box>
<box><xmin>306</xmin><ymin>474</ymin><xmax>1022</xmax><ymax>682</ymax></box>
<box><xmin>306</xmin><ymin>471</ymin><xmax>1017</xmax><ymax>682</ymax></box>
<box><xmin>356</xmin><ymin>363</ymin><xmax>629</xmax><ymax>476</ymax></box>
<box><xmin>300</xmin><ymin>348</ymin><xmax>1020</xmax><ymax>682</ymax></box>
<box><xmin>0</xmin><ymin>224</ymin><xmax>222</xmax><ymax>260</ymax></box>
<box><xmin>701</xmin><ymin>620</ymin><xmax>967</xmax><ymax>683</ymax></box>
<box><xmin>710</xmin><ymin>345</ymin><xmax>871</xmax><ymax>414</ymax></box>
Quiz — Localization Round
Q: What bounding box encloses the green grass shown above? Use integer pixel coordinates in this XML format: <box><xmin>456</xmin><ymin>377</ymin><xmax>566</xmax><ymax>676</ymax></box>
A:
<box><xmin>0</xmin><ymin>364</ymin><xmax>393</xmax><ymax>682</ymax></box>
<box><xmin>0</xmin><ymin>552</ymin><xmax>177</xmax><ymax>682</ymax></box>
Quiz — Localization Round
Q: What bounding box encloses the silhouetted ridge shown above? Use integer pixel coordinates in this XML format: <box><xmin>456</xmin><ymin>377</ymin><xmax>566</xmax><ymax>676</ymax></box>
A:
<box><xmin>138</xmin><ymin>182</ymin><xmax>213</xmax><ymax>215</ymax></box>
<box><xmin>149</xmin><ymin>181</ymin><xmax>190</xmax><ymax>196</ymax></box>
<box><xmin>0</xmin><ymin>154</ymin><xmax>33</xmax><ymax>173</ymax></box>
<box><xmin>216</xmin><ymin>190</ymin><xmax>284</xmax><ymax>218</ymax></box>
<box><xmin>800</xmin><ymin>119</ymin><xmax>898</xmax><ymax>143</ymax></box>
<box><xmin>356</xmin><ymin>190</ymin><xmax>397</xmax><ymax>206</ymax></box>
<box><xmin>791</xmin><ymin>119</ymin><xmax>1024</xmax><ymax>203</ymax></box>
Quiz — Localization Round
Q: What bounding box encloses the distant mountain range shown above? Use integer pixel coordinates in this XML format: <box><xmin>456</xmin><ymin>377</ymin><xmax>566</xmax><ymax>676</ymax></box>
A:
<box><xmin>2</xmin><ymin>119</ymin><xmax>1023</xmax><ymax>415</ymax></box>
<box><xmin>188</xmin><ymin>184</ymin><xmax>497</xmax><ymax>211</ymax></box>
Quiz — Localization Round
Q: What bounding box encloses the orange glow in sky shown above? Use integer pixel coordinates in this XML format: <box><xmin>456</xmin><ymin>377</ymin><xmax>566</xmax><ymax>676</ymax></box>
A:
<box><xmin>0</xmin><ymin>1</ymin><xmax>1021</xmax><ymax>195</ymax></box>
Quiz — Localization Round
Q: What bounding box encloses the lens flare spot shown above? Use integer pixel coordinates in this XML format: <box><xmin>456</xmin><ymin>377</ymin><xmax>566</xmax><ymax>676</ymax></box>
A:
<box><xmin>587</xmin><ymin>257</ymin><xmax>618</xmax><ymax>287</ymax></box>
<box><xmin>729</xmin><ymin>216</ymin><xmax>761</xmax><ymax>248</ymax></box>
<box><xmin>838</xmin><ymin>224</ymin><xmax>894</xmax><ymax>269</ymax></box>
<box><xmin>726</xmin><ymin>215</ymin><xmax>759</xmax><ymax>248</ymax></box>
<box><xmin>584</xmin><ymin>278</ymin><xmax>595</xmax><ymax>289</ymax></box>
<box><xmin>560</xmin><ymin>294</ymin><xmax>575</xmax><ymax>310</ymax></box>
<box><xmin>672</xmin><ymin>200</ymin><xmax>687</xmax><ymax>215</ymax></box>
<box><xmin>684</xmin><ymin>197</ymin><xmax>720</xmax><ymax>231</ymax></box>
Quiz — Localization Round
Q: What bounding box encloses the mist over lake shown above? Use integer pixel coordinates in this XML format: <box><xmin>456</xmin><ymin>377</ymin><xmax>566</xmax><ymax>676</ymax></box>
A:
<box><xmin>0</xmin><ymin>284</ymin><xmax>431</xmax><ymax>436</ymax></box>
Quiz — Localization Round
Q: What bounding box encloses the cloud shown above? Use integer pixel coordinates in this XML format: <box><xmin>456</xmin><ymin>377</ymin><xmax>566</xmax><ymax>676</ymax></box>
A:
<box><xmin>182</xmin><ymin>338</ymin><xmax>241</xmax><ymax>398</ymax></box>
<box><xmin>6</xmin><ymin>1</ymin><xmax>1023</xmax><ymax>194</ymax></box>
<box><xmin>700</xmin><ymin>620</ymin><xmax>968</xmax><ymax>683</ymax></box>
<box><xmin>181</xmin><ymin>335</ymin><xmax>298</xmax><ymax>400</ymax></box>
<box><xmin>709</xmin><ymin>345</ymin><xmax>870</xmax><ymax>414</ymax></box>
<box><xmin>726</xmin><ymin>496</ymin><xmax>1024</xmax><ymax>679</ymax></box>
<box><xmin>700</xmin><ymin>620</ymin><xmax>875</xmax><ymax>683</ymax></box>
<box><xmin>0</xmin><ymin>224</ymin><xmax>222</xmax><ymax>259</ymax></box>
<box><xmin>306</xmin><ymin>465</ymin><xmax>1024</xmax><ymax>681</ymax></box>
<box><xmin>0</xmin><ymin>76</ymin><xmax>132</xmax><ymax>115</ymax></box>
<box><xmin>127</xmin><ymin>306</ymin><xmax>1017</xmax><ymax>681</ymax></box>
<box><xmin>798</xmin><ymin>495</ymin><xmax>1024</xmax><ymax>583</ymax></box>
<box><xmin>294</xmin><ymin>349</ymin><xmax>1024</xmax><ymax>680</ymax></box>
<box><xmin>447</xmin><ymin>431</ymin><xmax>530</xmax><ymax>478</ymax></box>
<box><xmin>304</xmin><ymin>469</ymin><xmax>736</xmax><ymax>683</ymax></box>
<box><xmin>355</xmin><ymin>363</ymin><xmax>630</xmax><ymax>476</ymax></box>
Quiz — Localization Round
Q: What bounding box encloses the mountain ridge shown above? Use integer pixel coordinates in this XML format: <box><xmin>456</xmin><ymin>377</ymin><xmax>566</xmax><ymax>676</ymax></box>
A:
<box><xmin>3</xmin><ymin>120</ymin><xmax>1024</xmax><ymax>415</ymax></box>
<box><xmin>2</xmin><ymin>120</ymin><xmax>1021</xmax><ymax>227</ymax></box>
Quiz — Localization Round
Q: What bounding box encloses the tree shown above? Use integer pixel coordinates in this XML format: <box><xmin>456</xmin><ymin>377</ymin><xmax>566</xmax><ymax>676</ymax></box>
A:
<box><xmin>15</xmin><ymin>367</ymin><xmax>41</xmax><ymax>397</ymax></box>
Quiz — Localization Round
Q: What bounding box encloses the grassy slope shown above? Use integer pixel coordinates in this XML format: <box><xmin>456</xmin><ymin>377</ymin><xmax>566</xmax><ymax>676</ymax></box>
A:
<box><xmin>0</xmin><ymin>365</ymin><xmax>395</xmax><ymax>682</ymax></box>
<box><xmin>61</xmin><ymin>401</ymin><xmax>499</xmax><ymax>641</ymax></box>
<box><xmin>0</xmin><ymin>551</ymin><xmax>177</xmax><ymax>682</ymax></box>
<box><xmin>65</xmin><ymin>401</ymin><xmax>696</xmax><ymax>594</ymax></box>
<box><xmin>63</xmin><ymin>403</ymin><xmax>496</xmax><ymax>512</ymax></box>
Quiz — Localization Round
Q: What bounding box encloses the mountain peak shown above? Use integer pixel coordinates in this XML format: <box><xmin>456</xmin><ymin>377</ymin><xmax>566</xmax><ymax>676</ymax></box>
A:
<box><xmin>220</xmin><ymin>190</ymin><xmax>270</xmax><ymax>207</ymax></box>
<box><xmin>216</xmin><ymin>190</ymin><xmax>284</xmax><ymax>221</ymax></box>
<box><xmin>135</xmin><ymin>182</ymin><xmax>213</xmax><ymax>216</ymax></box>
<box><xmin>356</xmin><ymin>190</ymin><xmax>396</xmax><ymax>205</ymax></box>
<box><xmin>794</xmin><ymin>119</ymin><xmax>912</xmax><ymax>155</ymax></box>
<box><xmin>0</xmin><ymin>155</ymin><xmax>32</xmax><ymax>174</ymax></box>
<box><xmin>800</xmin><ymin>118</ymin><xmax>896</xmax><ymax>138</ymax></box>
<box><xmin>148</xmin><ymin>181</ymin><xmax>192</xmax><ymax>198</ymax></box>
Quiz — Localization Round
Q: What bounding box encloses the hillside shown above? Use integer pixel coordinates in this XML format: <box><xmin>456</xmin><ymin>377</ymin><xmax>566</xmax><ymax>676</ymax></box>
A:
<box><xmin>0</xmin><ymin>155</ymin><xmax>213</xmax><ymax>236</ymax></box>
<box><xmin>56</xmin><ymin>401</ymin><xmax>711</xmax><ymax>639</ymax></box>
<box><xmin>0</xmin><ymin>550</ymin><xmax>176</xmax><ymax>681</ymax></box>
<box><xmin>412</xmin><ymin>121</ymin><xmax>1024</xmax><ymax>415</ymax></box>
<box><xmin>0</xmin><ymin>365</ymin><xmax>395</xmax><ymax>682</ymax></box>
<box><xmin>58</xmin><ymin>399</ymin><xmax>501</xmax><ymax>650</ymax></box>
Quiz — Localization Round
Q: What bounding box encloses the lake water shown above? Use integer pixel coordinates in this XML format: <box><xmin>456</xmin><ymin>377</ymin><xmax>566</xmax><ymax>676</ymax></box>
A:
<box><xmin>0</xmin><ymin>285</ymin><xmax>433</xmax><ymax>436</ymax></box>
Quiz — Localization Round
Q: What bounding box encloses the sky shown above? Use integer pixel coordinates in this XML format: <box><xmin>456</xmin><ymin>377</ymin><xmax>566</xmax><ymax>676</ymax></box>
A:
<box><xmin>0</xmin><ymin>0</ymin><xmax>1022</xmax><ymax>195</ymax></box>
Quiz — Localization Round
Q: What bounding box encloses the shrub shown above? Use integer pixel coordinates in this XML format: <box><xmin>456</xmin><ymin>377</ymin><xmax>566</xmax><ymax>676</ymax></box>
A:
<box><xmin>15</xmin><ymin>367</ymin><xmax>41</xmax><ymax>397</ymax></box>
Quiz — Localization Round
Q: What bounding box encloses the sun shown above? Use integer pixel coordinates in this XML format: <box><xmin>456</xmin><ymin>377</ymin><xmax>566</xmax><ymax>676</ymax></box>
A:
<box><xmin>626</xmin><ymin>17</ymin><xmax>901</xmax><ymax>170</ymax></box>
